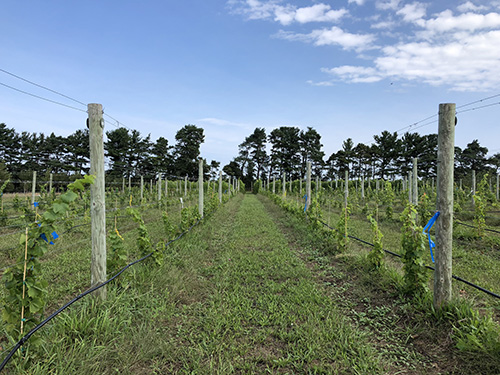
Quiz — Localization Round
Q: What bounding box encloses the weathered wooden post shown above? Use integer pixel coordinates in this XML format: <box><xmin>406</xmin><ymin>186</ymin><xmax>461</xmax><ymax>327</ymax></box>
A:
<box><xmin>184</xmin><ymin>175</ymin><xmax>188</xmax><ymax>197</ymax></box>
<box><xmin>412</xmin><ymin>158</ymin><xmax>418</xmax><ymax>205</ymax></box>
<box><xmin>408</xmin><ymin>171</ymin><xmax>412</xmax><ymax>203</ymax></box>
<box><xmin>282</xmin><ymin>172</ymin><xmax>286</xmax><ymax>196</ymax></box>
<box><xmin>198</xmin><ymin>158</ymin><xmax>204</xmax><ymax>217</ymax></box>
<box><xmin>128</xmin><ymin>176</ymin><xmax>131</xmax><ymax>192</ymax></box>
<box><xmin>306</xmin><ymin>161</ymin><xmax>311</xmax><ymax>213</ymax></box>
<box><xmin>49</xmin><ymin>173</ymin><xmax>53</xmax><ymax>194</ymax></box>
<box><xmin>434</xmin><ymin>103</ymin><xmax>455</xmax><ymax>309</ymax></box>
<box><xmin>472</xmin><ymin>170</ymin><xmax>476</xmax><ymax>205</ymax></box>
<box><xmin>273</xmin><ymin>176</ymin><xmax>276</xmax><ymax>194</ymax></box>
<box><xmin>218</xmin><ymin>171</ymin><xmax>222</xmax><ymax>203</ymax></box>
<box><xmin>88</xmin><ymin>103</ymin><xmax>106</xmax><ymax>300</ymax></box>
<box><xmin>344</xmin><ymin>170</ymin><xmax>349</xmax><ymax>208</ymax></box>
<box><xmin>31</xmin><ymin>171</ymin><xmax>37</xmax><ymax>209</ymax></box>
<box><xmin>497</xmin><ymin>174</ymin><xmax>499</xmax><ymax>201</ymax></box>
<box><xmin>140</xmin><ymin>175</ymin><xmax>144</xmax><ymax>202</ymax></box>
<box><xmin>316</xmin><ymin>175</ymin><xmax>320</xmax><ymax>199</ymax></box>
<box><xmin>122</xmin><ymin>177</ymin><xmax>125</xmax><ymax>193</ymax></box>
<box><xmin>361</xmin><ymin>176</ymin><xmax>365</xmax><ymax>199</ymax></box>
<box><xmin>157</xmin><ymin>174</ymin><xmax>162</xmax><ymax>202</ymax></box>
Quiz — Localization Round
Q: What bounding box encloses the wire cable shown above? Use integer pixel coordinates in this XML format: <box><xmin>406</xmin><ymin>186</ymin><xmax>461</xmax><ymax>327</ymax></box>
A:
<box><xmin>0</xmin><ymin>68</ymin><xmax>87</xmax><ymax>107</ymax></box>
<box><xmin>316</xmin><ymin>218</ymin><xmax>500</xmax><ymax>299</ymax></box>
<box><xmin>0</xmin><ymin>81</ymin><xmax>87</xmax><ymax>113</ymax></box>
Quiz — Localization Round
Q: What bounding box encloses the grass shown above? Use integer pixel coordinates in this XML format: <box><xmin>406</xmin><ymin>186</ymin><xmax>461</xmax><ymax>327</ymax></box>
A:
<box><xmin>2</xmin><ymin>187</ymin><xmax>500</xmax><ymax>374</ymax></box>
<box><xmin>2</xmin><ymin>193</ymin><xmax>386</xmax><ymax>374</ymax></box>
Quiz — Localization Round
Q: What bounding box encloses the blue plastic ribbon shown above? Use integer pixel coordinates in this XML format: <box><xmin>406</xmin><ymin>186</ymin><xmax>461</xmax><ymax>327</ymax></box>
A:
<box><xmin>303</xmin><ymin>194</ymin><xmax>308</xmax><ymax>212</ymax></box>
<box><xmin>423</xmin><ymin>211</ymin><xmax>440</xmax><ymax>263</ymax></box>
<box><xmin>37</xmin><ymin>224</ymin><xmax>59</xmax><ymax>245</ymax></box>
<box><xmin>33</xmin><ymin>202</ymin><xmax>39</xmax><ymax>207</ymax></box>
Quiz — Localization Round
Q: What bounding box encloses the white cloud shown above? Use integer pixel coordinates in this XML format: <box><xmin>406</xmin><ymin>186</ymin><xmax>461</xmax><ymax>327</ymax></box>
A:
<box><xmin>230</xmin><ymin>0</ymin><xmax>500</xmax><ymax>92</ymax></box>
<box><xmin>396</xmin><ymin>2</ymin><xmax>427</xmax><ymax>25</ymax></box>
<box><xmin>371</xmin><ymin>20</ymin><xmax>396</xmax><ymax>29</ymax></box>
<box><xmin>294</xmin><ymin>4</ymin><xmax>347</xmax><ymax>24</ymax></box>
<box><xmin>457</xmin><ymin>1</ymin><xmax>488</xmax><ymax>13</ymax></box>
<box><xmin>376</xmin><ymin>0</ymin><xmax>401</xmax><ymax>11</ymax></box>
<box><xmin>424</xmin><ymin>10</ymin><xmax>500</xmax><ymax>33</ymax></box>
<box><xmin>348</xmin><ymin>0</ymin><xmax>365</xmax><ymax>5</ymax></box>
<box><xmin>276</xmin><ymin>27</ymin><xmax>376</xmax><ymax>51</ymax></box>
<box><xmin>229</xmin><ymin>0</ymin><xmax>347</xmax><ymax>25</ymax></box>
<box><xmin>322</xmin><ymin>66</ymin><xmax>384</xmax><ymax>83</ymax></box>
<box><xmin>325</xmin><ymin>30</ymin><xmax>500</xmax><ymax>91</ymax></box>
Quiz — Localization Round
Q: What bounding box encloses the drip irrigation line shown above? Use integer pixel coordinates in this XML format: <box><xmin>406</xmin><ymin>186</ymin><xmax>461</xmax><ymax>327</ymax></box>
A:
<box><xmin>317</xmin><ymin>219</ymin><xmax>500</xmax><ymax>300</ymax></box>
<box><xmin>455</xmin><ymin>220</ymin><xmax>500</xmax><ymax>235</ymax></box>
<box><xmin>0</xmin><ymin>215</ymin><xmax>204</xmax><ymax>372</ymax></box>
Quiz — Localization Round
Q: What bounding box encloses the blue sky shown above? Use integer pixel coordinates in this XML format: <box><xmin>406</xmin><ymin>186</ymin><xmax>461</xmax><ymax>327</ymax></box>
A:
<box><xmin>1</xmin><ymin>0</ymin><xmax>500</xmax><ymax>169</ymax></box>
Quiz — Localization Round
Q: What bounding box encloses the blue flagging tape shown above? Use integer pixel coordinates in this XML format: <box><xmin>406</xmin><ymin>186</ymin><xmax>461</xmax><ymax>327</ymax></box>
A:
<box><xmin>33</xmin><ymin>202</ymin><xmax>39</xmax><ymax>207</ymax></box>
<box><xmin>37</xmin><ymin>223</ymin><xmax>59</xmax><ymax>245</ymax></box>
<box><xmin>303</xmin><ymin>194</ymin><xmax>308</xmax><ymax>212</ymax></box>
<box><xmin>423</xmin><ymin>211</ymin><xmax>440</xmax><ymax>263</ymax></box>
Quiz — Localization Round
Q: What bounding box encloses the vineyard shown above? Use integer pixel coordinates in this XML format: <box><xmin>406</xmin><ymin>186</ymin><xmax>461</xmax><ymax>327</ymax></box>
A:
<box><xmin>0</xmin><ymin>169</ymin><xmax>500</xmax><ymax>373</ymax></box>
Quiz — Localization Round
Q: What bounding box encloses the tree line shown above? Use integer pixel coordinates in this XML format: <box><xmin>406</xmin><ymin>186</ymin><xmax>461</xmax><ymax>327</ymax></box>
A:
<box><xmin>0</xmin><ymin>123</ymin><xmax>216</xmax><ymax>191</ymax></box>
<box><xmin>1</xmin><ymin>121</ymin><xmax>499</xmax><ymax>192</ymax></box>
<box><xmin>225</xmin><ymin>127</ymin><xmax>500</xmax><ymax>187</ymax></box>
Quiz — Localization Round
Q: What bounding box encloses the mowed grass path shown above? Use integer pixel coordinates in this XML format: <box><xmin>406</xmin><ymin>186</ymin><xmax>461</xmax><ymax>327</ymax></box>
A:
<box><xmin>6</xmin><ymin>194</ymin><xmax>383</xmax><ymax>374</ymax></box>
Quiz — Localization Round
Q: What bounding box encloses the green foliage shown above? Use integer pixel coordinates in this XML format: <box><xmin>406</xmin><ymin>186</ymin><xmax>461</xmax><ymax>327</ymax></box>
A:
<box><xmin>383</xmin><ymin>181</ymin><xmax>394</xmax><ymax>220</ymax></box>
<box><xmin>417</xmin><ymin>192</ymin><xmax>432</xmax><ymax>227</ymax></box>
<box><xmin>367</xmin><ymin>215</ymin><xmax>384</xmax><ymax>268</ymax></box>
<box><xmin>400</xmin><ymin>203</ymin><xmax>428</xmax><ymax>296</ymax></box>
<box><xmin>107</xmin><ymin>215</ymin><xmax>127</xmax><ymax>274</ymax></box>
<box><xmin>474</xmin><ymin>174</ymin><xmax>489</xmax><ymax>238</ymax></box>
<box><xmin>252</xmin><ymin>179</ymin><xmax>261</xmax><ymax>194</ymax></box>
<box><xmin>336</xmin><ymin>204</ymin><xmax>350</xmax><ymax>252</ymax></box>
<box><xmin>162</xmin><ymin>211</ymin><xmax>176</xmax><ymax>241</ymax></box>
<box><xmin>126</xmin><ymin>207</ymin><xmax>152</xmax><ymax>257</ymax></box>
<box><xmin>1</xmin><ymin>175</ymin><xmax>95</xmax><ymax>346</ymax></box>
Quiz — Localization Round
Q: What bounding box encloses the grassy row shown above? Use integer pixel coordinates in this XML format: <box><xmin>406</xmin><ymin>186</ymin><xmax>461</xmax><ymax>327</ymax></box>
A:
<box><xmin>1</xmin><ymin>193</ymin><xmax>387</xmax><ymax>374</ymax></box>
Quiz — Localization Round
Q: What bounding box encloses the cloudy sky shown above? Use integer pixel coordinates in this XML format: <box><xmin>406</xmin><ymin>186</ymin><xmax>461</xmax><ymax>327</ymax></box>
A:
<box><xmin>1</xmin><ymin>0</ymin><xmax>500</xmax><ymax>168</ymax></box>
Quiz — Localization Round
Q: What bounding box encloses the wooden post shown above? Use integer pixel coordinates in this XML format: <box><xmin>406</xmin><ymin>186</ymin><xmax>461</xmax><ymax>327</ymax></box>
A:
<box><xmin>361</xmin><ymin>176</ymin><xmax>365</xmax><ymax>199</ymax></box>
<box><xmin>198</xmin><ymin>158</ymin><xmax>204</xmax><ymax>217</ymax></box>
<box><xmin>49</xmin><ymin>173</ymin><xmax>53</xmax><ymax>194</ymax></box>
<box><xmin>150</xmin><ymin>179</ymin><xmax>153</xmax><ymax>194</ymax></box>
<box><xmin>218</xmin><ymin>171</ymin><xmax>222</xmax><ymax>203</ymax></box>
<box><xmin>273</xmin><ymin>177</ymin><xmax>276</xmax><ymax>194</ymax></box>
<box><xmin>128</xmin><ymin>176</ymin><xmax>131</xmax><ymax>192</ymax></box>
<box><xmin>165</xmin><ymin>179</ymin><xmax>168</xmax><ymax>199</ymax></box>
<box><xmin>434</xmin><ymin>103</ymin><xmax>455</xmax><ymax>309</ymax></box>
<box><xmin>157</xmin><ymin>174</ymin><xmax>162</xmax><ymax>202</ymax></box>
<box><xmin>299</xmin><ymin>178</ymin><xmax>302</xmax><ymax>195</ymax></box>
<box><xmin>122</xmin><ymin>177</ymin><xmax>125</xmax><ymax>193</ymax></box>
<box><xmin>306</xmin><ymin>161</ymin><xmax>311</xmax><ymax>213</ymax></box>
<box><xmin>472</xmin><ymin>170</ymin><xmax>476</xmax><ymax>205</ymax></box>
<box><xmin>408</xmin><ymin>171</ymin><xmax>412</xmax><ymax>203</ymax></box>
<box><xmin>31</xmin><ymin>171</ymin><xmax>36</xmax><ymax>209</ymax></box>
<box><xmin>412</xmin><ymin>158</ymin><xmax>418</xmax><ymax>205</ymax></box>
<box><xmin>184</xmin><ymin>176</ymin><xmax>188</xmax><ymax>197</ymax></box>
<box><xmin>88</xmin><ymin>103</ymin><xmax>106</xmax><ymax>300</ymax></box>
<box><xmin>344</xmin><ymin>170</ymin><xmax>349</xmax><ymax>208</ymax></box>
<box><xmin>497</xmin><ymin>174</ymin><xmax>499</xmax><ymax>201</ymax></box>
<box><xmin>282</xmin><ymin>172</ymin><xmax>286</xmax><ymax>196</ymax></box>
<box><xmin>316</xmin><ymin>175</ymin><xmax>319</xmax><ymax>198</ymax></box>
<box><xmin>140</xmin><ymin>175</ymin><xmax>144</xmax><ymax>202</ymax></box>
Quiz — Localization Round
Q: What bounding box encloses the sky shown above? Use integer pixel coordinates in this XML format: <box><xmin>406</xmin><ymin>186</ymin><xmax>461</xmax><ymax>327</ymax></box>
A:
<box><xmin>1</xmin><ymin>0</ymin><xmax>500</xmax><ymax>169</ymax></box>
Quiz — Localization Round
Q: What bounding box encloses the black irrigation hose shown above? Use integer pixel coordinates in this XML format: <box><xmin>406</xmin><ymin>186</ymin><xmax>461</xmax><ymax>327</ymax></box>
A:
<box><xmin>0</xmin><ymin>217</ymin><xmax>203</xmax><ymax>372</ymax></box>
<box><xmin>317</xmin><ymin>219</ymin><xmax>500</xmax><ymax>300</ymax></box>
<box><xmin>455</xmin><ymin>220</ymin><xmax>500</xmax><ymax>235</ymax></box>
